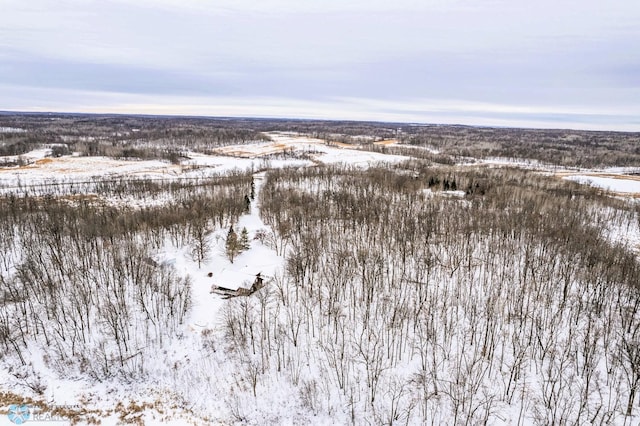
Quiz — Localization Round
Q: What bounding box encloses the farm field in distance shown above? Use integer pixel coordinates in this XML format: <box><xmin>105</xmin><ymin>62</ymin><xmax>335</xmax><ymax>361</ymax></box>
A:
<box><xmin>2</xmin><ymin>113</ymin><xmax>640</xmax><ymax>425</ymax></box>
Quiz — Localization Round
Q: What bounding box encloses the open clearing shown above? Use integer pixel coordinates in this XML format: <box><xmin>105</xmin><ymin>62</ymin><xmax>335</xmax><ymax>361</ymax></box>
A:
<box><xmin>562</xmin><ymin>173</ymin><xmax>640</xmax><ymax>195</ymax></box>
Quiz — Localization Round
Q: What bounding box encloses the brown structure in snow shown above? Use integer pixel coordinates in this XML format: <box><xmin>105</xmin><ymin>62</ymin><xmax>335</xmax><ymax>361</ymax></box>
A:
<box><xmin>210</xmin><ymin>272</ymin><xmax>265</xmax><ymax>299</ymax></box>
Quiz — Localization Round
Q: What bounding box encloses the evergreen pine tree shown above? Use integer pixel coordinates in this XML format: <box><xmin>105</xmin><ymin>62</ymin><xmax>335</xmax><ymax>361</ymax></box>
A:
<box><xmin>250</xmin><ymin>178</ymin><xmax>256</xmax><ymax>200</ymax></box>
<box><xmin>240</xmin><ymin>227</ymin><xmax>250</xmax><ymax>250</ymax></box>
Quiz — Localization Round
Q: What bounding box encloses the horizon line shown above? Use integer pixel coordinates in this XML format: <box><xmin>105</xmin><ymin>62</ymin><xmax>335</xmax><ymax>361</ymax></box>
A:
<box><xmin>1</xmin><ymin>108</ymin><xmax>639</xmax><ymax>134</ymax></box>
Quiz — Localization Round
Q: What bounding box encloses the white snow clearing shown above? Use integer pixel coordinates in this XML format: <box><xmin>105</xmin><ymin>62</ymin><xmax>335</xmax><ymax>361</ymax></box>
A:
<box><xmin>563</xmin><ymin>174</ymin><xmax>640</xmax><ymax>195</ymax></box>
<box><xmin>161</xmin><ymin>172</ymin><xmax>283</xmax><ymax>332</ymax></box>
<box><xmin>0</xmin><ymin>148</ymin><xmax>52</xmax><ymax>167</ymax></box>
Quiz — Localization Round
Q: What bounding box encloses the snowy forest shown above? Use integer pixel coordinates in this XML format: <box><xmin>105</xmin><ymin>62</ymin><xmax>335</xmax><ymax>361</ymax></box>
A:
<box><xmin>1</xmin><ymin>114</ymin><xmax>640</xmax><ymax>425</ymax></box>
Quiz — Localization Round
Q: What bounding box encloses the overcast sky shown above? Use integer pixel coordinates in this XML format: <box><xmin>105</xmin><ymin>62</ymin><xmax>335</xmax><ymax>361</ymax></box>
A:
<box><xmin>1</xmin><ymin>0</ymin><xmax>639</xmax><ymax>130</ymax></box>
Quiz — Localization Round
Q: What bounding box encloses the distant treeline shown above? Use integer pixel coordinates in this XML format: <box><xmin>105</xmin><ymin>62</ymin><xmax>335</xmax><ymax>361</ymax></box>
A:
<box><xmin>2</xmin><ymin>112</ymin><xmax>640</xmax><ymax>168</ymax></box>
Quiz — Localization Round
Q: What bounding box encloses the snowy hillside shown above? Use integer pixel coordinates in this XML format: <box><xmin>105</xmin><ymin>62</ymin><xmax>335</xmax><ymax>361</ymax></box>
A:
<box><xmin>2</xmin><ymin>130</ymin><xmax>640</xmax><ymax>425</ymax></box>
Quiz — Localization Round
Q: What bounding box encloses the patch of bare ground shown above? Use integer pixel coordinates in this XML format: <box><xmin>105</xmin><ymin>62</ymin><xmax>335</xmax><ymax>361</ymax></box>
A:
<box><xmin>212</xmin><ymin>144</ymin><xmax>288</xmax><ymax>158</ymax></box>
<box><xmin>373</xmin><ymin>139</ymin><xmax>398</xmax><ymax>146</ymax></box>
<box><xmin>213</xmin><ymin>139</ymin><xmax>358</xmax><ymax>157</ymax></box>
<box><xmin>35</xmin><ymin>158</ymin><xmax>55</xmax><ymax>165</ymax></box>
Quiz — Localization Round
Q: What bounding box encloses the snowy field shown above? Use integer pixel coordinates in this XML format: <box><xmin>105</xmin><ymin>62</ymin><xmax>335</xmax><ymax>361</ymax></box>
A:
<box><xmin>564</xmin><ymin>174</ymin><xmax>640</xmax><ymax>195</ymax></box>
<box><xmin>213</xmin><ymin>132</ymin><xmax>409</xmax><ymax>165</ymax></box>
<box><xmin>0</xmin><ymin>133</ymin><xmax>408</xmax><ymax>198</ymax></box>
<box><xmin>6</xmin><ymin>134</ymin><xmax>639</xmax><ymax>201</ymax></box>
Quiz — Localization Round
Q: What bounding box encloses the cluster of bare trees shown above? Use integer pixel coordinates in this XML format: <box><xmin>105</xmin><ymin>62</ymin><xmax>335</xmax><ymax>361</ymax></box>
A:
<box><xmin>218</xmin><ymin>163</ymin><xmax>640</xmax><ymax>424</ymax></box>
<box><xmin>0</xmin><ymin>172</ymin><xmax>252</xmax><ymax>384</ymax></box>
<box><xmin>0</xmin><ymin>113</ymin><xmax>271</xmax><ymax>160</ymax></box>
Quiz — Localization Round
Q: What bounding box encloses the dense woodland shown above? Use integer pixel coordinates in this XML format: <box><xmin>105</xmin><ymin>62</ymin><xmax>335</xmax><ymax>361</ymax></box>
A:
<box><xmin>218</xmin><ymin>165</ymin><xmax>640</xmax><ymax>424</ymax></box>
<box><xmin>0</xmin><ymin>113</ymin><xmax>270</xmax><ymax>161</ymax></box>
<box><xmin>2</xmin><ymin>113</ymin><xmax>640</xmax><ymax>424</ymax></box>
<box><xmin>396</xmin><ymin>126</ymin><xmax>640</xmax><ymax>169</ymax></box>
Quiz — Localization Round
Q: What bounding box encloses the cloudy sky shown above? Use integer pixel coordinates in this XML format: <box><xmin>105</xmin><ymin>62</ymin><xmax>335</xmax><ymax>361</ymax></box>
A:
<box><xmin>1</xmin><ymin>0</ymin><xmax>639</xmax><ymax>130</ymax></box>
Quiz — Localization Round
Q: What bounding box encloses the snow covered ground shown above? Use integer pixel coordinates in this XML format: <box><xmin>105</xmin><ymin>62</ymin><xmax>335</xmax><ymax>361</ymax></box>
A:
<box><xmin>159</xmin><ymin>172</ymin><xmax>282</xmax><ymax>332</ymax></box>
<box><xmin>0</xmin><ymin>127</ymin><xmax>25</xmax><ymax>133</ymax></box>
<box><xmin>15</xmin><ymin>134</ymin><xmax>640</xmax><ymax>203</ymax></box>
<box><xmin>0</xmin><ymin>148</ymin><xmax>52</xmax><ymax>166</ymax></box>
<box><xmin>3</xmin><ymin>134</ymin><xmax>640</xmax><ymax>424</ymax></box>
<box><xmin>482</xmin><ymin>156</ymin><xmax>546</xmax><ymax>168</ymax></box>
<box><xmin>564</xmin><ymin>174</ymin><xmax>640</xmax><ymax>195</ymax></box>
<box><xmin>0</xmin><ymin>136</ymin><xmax>412</xmax><ymax>425</ymax></box>
<box><xmin>0</xmin><ymin>134</ymin><xmax>408</xmax><ymax>198</ymax></box>
<box><xmin>0</xmin><ymin>170</ymin><xmax>286</xmax><ymax>425</ymax></box>
<box><xmin>213</xmin><ymin>132</ymin><xmax>410</xmax><ymax>165</ymax></box>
